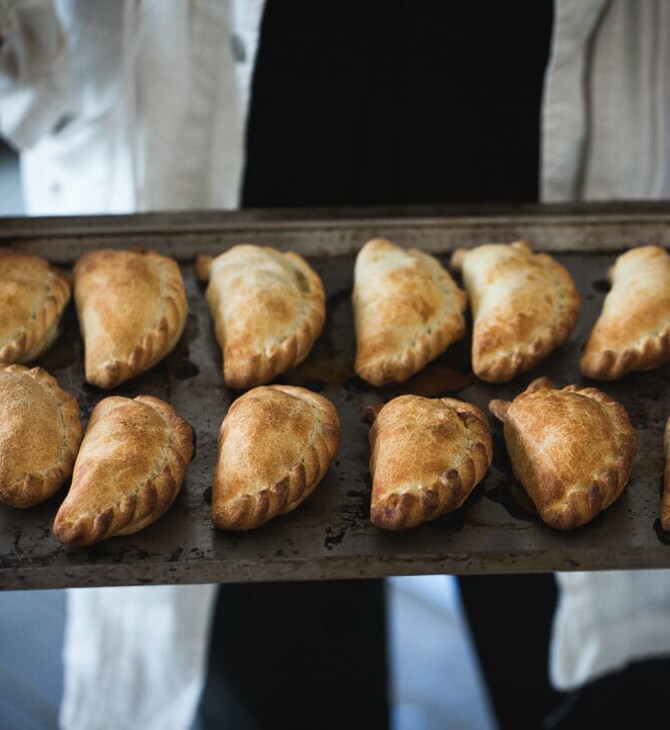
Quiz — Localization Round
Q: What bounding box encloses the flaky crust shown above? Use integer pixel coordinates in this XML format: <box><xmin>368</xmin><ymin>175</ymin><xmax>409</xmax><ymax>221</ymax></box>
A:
<box><xmin>353</xmin><ymin>238</ymin><xmax>467</xmax><ymax>386</ymax></box>
<box><xmin>489</xmin><ymin>377</ymin><xmax>637</xmax><ymax>530</ymax></box>
<box><xmin>211</xmin><ymin>385</ymin><xmax>340</xmax><ymax>530</ymax></box>
<box><xmin>196</xmin><ymin>246</ymin><xmax>325</xmax><ymax>389</ymax></box>
<box><xmin>581</xmin><ymin>246</ymin><xmax>670</xmax><ymax>380</ymax></box>
<box><xmin>368</xmin><ymin>395</ymin><xmax>492</xmax><ymax>530</ymax></box>
<box><xmin>663</xmin><ymin>418</ymin><xmax>670</xmax><ymax>531</ymax></box>
<box><xmin>73</xmin><ymin>249</ymin><xmax>188</xmax><ymax>389</ymax></box>
<box><xmin>451</xmin><ymin>241</ymin><xmax>580</xmax><ymax>383</ymax></box>
<box><xmin>0</xmin><ymin>364</ymin><xmax>82</xmax><ymax>508</ymax></box>
<box><xmin>0</xmin><ymin>249</ymin><xmax>71</xmax><ymax>363</ymax></box>
<box><xmin>53</xmin><ymin>395</ymin><xmax>194</xmax><ymax>546</ymax></box>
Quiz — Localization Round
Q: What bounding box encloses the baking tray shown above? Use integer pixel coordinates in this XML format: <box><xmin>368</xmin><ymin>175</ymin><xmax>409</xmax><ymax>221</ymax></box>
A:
<box><xmin>2</xmin><ymin>202</ymin><xmax>670</xmax><ymax>590</ymax></box>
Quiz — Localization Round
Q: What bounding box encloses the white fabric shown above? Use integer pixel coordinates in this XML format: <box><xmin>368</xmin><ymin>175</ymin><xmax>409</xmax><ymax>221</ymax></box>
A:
<box><xmin>543</xmin><ymin>0</ymin><xmax>670</xmax><ymax>691</ymax></box>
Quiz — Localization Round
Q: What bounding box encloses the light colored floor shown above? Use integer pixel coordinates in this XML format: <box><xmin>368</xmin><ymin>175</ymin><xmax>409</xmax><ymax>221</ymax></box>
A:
<box><xmin>0</xmin><ymin>145</ymin><xmax>495</xmax><ymax>729</ymax></box>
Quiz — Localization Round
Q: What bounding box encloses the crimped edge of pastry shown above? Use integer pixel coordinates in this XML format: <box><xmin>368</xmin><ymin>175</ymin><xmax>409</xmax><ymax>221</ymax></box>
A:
<box><xmin>197</xmin><ymin>250</ymin><xmax>326</xmax><ymax>389</ymax></box>
<box><xmin>490</xmin><ymin>377</ymin><xmax>638</xmax><ymax>530</ymax></box>
<box><xmin>211</xmin><ymin>385</ymin><xmax>340</xmax><ymax>530</ymax></box>
<box><xmin>368</xmin><ymin>397</ymin><xmax>493</xmax><ymax>530</ymax></box>
<box><xmin>0</xmin><ymin>251</ymin><xmax>71</xmax><ymax>364</ymax></box>
<box><xmin>53</xmin><ymin>395</ymin><xmax>194</xmax><ymax>546</ymax></box>
<box><xmin>354</xmin><ymin>239</ymin><xmax>467</xmax><ymax>387</ymax></box>
<box><xmin>451</xmin><ymin>241</ymin><xmax>581</xmax><ymax>383</ymax></box>
<box><xmin>662</xmin><ymin>417</ymin><xmax>670</xmax><ymax>531</ymax></box>
<box><xmin>0</xmin><ymin>364</ymin><xmax>82</xmax><ymax>508</ymax></box>
<box><xmin>75</xmin><ymin>250</ymin><xmax>188</xmax><ymax>389</ymax></box>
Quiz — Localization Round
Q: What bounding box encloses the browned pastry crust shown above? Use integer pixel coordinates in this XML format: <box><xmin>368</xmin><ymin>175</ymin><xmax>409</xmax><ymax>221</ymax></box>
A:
<box><xmin>581</xmin><ymin>246</ymin><xmax>670</xmax><ymax>380</ymax></box>
<box><xmin>196</xmin><ymin>246</ymin><xmax>325</xmax><ymax>389</ymax></box>
<box><xmin>451</xmin><ymin>241</ymin><xmax>580</xmax><ymax>383</ymax></box>
<box><xmin>368</xmin><ymin>395</ymin><xmax>492</xmax><ymax>530</ymax></box>
<box><xmin>53</xmin><ymin>395</ymin><xmax>194</xmax><ymax>546</ymax></box>
<box><xmin>353</xmin><ymin>238</ymin><xmax>467</xmax><ymax>386</ymax></box>
<box><xmin>489</xmin><ymin>377</ymin><xmax>637</xmax><ymax>530</ymax></box>
<box><xmin>211</xmin><ymin>385</ymin><xmax>340</xmax><ymax>530</ymax></box>
<box><xmin>663</xmin><ymin>418</ymin><xmax>670</xmax><ymax>531</ymax></box>
<box><xmin>0</xmin><ymin>364</ymin><xmax>82</xmax><ymax>508</ymax></box>
<box><xmin>73</xmin><ymin>249</ymin><xmax>188</xmax><ymax>389</ymax></box>
<box><xmin>0</xmin><ymin>249</ymin><xmax>71</xmax><ymax>363</ymax></box>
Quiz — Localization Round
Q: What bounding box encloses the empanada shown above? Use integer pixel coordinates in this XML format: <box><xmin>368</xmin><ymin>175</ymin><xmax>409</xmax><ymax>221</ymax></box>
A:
<box><xmin>451</xmin><ymin>241</ymin><xmax>580</xmax><ymax>383</ymax></box>
<box><xmin>581</xmin><ymin>246</ymin><xmax>670</xmax><ymax>380</ymax></box>
<box><xmin>662</xmin><ymin>418</ymin><xmax>670</xmax><ymax>532</ymax></box>
<box><xmin>367</xmin><ymin>395</ymin><xmax>492</xmax><ymax>530</ymax></box>
<box><xmin>489</xmin><ymin>377</ymin><xmax>637</xmax><ymax>530</ymax></box>
<box><xmin>0</xmin><ymin>364</ymin><xmax>82</xmax><ymax>508</ymax></box>
<box><xmin>0</xmin><ymin>250</ymin><xmax>71</xmax><ymax>363</ymax></box>
<box><xmin>73</xmin><ymin>249</ymin><xmax>188</xmax><ymax>389</ymax></box>
<box><xmin>196</xmin><ymin>246</ymin><xmax>325</xmax><ymax>389</ymax></box>
<box><xmin>211</xmin><ymin>385</ymin><xmax>340</xmax><ymax>530</ymax></box>
<box><xmin>53</xmin><ymin>395</ymin><xmax>194</xmax><ymax>546</ymax></box>
<box><xmin>353</xmin><ymin>238</ymin><xmax>467</xmax><ymax>386</ymax></box>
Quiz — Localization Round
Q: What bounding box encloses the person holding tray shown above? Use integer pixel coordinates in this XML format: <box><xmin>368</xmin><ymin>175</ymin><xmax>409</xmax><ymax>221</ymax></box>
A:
<box><xmin>1</xmin><ymin>2</ymin><xmax>670</xmax><ymax>729</ymax></box>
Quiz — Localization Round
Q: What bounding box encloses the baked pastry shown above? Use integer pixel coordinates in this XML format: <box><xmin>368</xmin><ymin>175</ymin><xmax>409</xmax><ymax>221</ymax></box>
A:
<box><xmin>196</xmin><ymin>245</ymin><xmax>325</xmax><ymax>389</ymax></box>
<box><xmin>0</xmin><ymin>364</ymin><xmax>82</xmax><ymax>508</ymax></box>
<box><xmin>73</xmin><ymin>249</ymin><xmax>188</xmax><ymax>388</ymax></box>
<box><xmin>53</xmin><ymin>395</ymin><xmax>194</xmax><ymax>546</ymax></box>
<box><xmin>489</xmin><ymin>377</ymin><xmax>637</xmax><ymax>530</ymax></box>
<box><xmin>367</xmin><ymin>395</ymin><xmax>492</xmax><ymax>530</ymax></box>
<box><xmin>581</xmin><ymin>246</ymin><xmax>670</xmax><ymax>380</ymax></box>
<box><xmin>0</xmin><ymin>249</ymin><xmax>71</xmax><ymax>363</ymax></box>
<box><xmin>353</xmin><ymin>238</ymin><xmax>467</xmax><ymax>386</ymax></box>
<box><xmin>211</xmin><ymin>385</ymin><xmax>340</xmax><ymax>530</ymax></box>
<box><xmin>663</xmin><ymin>418</ymin><xmax>670</xmax><ymax>532</ymax></box>
<box><xmin>450</xmin><ymin>241</ymin><xmax>580</xmax><ymax>382</ymax></box>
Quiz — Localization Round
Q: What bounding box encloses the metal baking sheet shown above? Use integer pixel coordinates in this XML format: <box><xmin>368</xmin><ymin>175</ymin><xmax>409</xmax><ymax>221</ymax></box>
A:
<box><xmin>1</xmin><ymin>203</ymin><xmax>670</xmax><ymax>590</ymax></box>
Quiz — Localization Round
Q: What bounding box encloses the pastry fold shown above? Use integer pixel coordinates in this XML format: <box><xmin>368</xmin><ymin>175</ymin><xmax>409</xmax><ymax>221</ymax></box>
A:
<box><xmin>0</xmin><ymin>250</ymin><xmax>71</xmax><ymax>363</ymax></box>
<box><xmin>353</xmin><ymin>238</ymin><xmax>467</xmax><ymax>386</ymax></box>
<box><xmin>197</xmin><ymin>245</ymin><xmax>325</xmax><ymax>389</ymax></box>
<box><xmin>73</xmin><ymin>249</ymin><xmax>188</xmax><ymax>388</ymax></box>
<box><xmin>53</xmin><ymin>395</ymin><xmax>194</xmax><ymax>546</ymax></box>
<box><xmin>581</xmin><ymin>245</ymin><xmax>670</xmax><ymax>380</ymax></box>
<box><xmin>489</xmin><ymin>377</ymin><xmax>637</xmax><ymax>530</ymax></box>
<box><xmin>211</xmin><ymin>385</ymin><xmax>340</xmax><ymax>530</ymax></box>
<box><xmin>451</xmin><ymin>241</ymin><xmax>580</xmax><ymax>382</ymax></box>
<box><xmin>368</xmin><ymin>395</ymin><xmax>492</xmax><ymax>530</ymax></box>
<box><xmin>0</xmin><ymin>364</ymin><xmax>82</xmax><ymax>508</ymax></box>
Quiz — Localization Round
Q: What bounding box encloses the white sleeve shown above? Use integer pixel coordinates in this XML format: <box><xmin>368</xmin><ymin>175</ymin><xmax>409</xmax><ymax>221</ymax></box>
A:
<box><xmin>0</xmin><ymin>0</ymin><xmax>74</xmax><ymax>149</ymax></box>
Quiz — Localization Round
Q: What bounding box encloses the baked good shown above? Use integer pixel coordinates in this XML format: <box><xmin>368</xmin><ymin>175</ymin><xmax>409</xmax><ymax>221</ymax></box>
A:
<box><xmin>73</xmin><ymin>249</ymin><xmax>188</xmax><ymax>388</ymax></box>
<box><xmin>450</xmin><ymin>241</ymin><xmax>580</xmax><ymax>382</ymax></box>
<box><xmin>0</xmin><ymin>364</ymin><xmax>82</xmax><ymax>508</ymax></box>
<box><xmin>489</xmin><ymin>377</ymin><xmax>637</xmax><ymax>530</ymax></box>
<box><xmin>663</xmin><ymin>418</ymin><xmax>670</xmax><ymax>531</ymax></box>
<box><xmin>53</xmin><ymin>395</ymin><xmax>194</xmax><ymax>546</ymax></box>
<box><xmin>211</xmin><ymin>385</ymin><xmax>340</xmax><ymax>530</ymax></box>
<box><xmin>353</xmin><ymin>238</ymin><xmax>466</xmax><ymax>386</ymax></box>
<box><xmin>581</xmin><ymin>245</ymin><xmax>670</xmax><ymax>380</ymax></box>
<box><xmin>196</xmin><ymin>245</ymin><xmax>325</xmax><ymax>389</ymax></box>
<box><xmin>0</xmin><ymin>249</ymin><xmax>71</xmax><ymax>363</ymax></box>
<box><xmin>367</xmin><ymin>395</ymin><xmax>492</xmax><ymax>530</ymax></box>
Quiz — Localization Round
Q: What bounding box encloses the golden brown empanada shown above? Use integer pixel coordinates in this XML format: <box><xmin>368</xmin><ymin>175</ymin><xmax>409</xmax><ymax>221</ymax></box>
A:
<box><xmin>489</xmin><ymin>377</ymin><xmax>637</xmax><ymax>530</ymax></box>
<box><xmin>53</xmin><ymin>395</ymin><xmax>194</xmax><ymax>546</ymax></box>
<box><xmin>0</xmin><ymin>250</ymin><xmax>71</xmax><ymax>363</ymax></box>
<box><xmin>367</xmin><ymin>395</ymin><xmax>492</xmax><ymax>530</ymax></box>
<box><xmin>353</xmin><ymin>238</ymin><xmax>467</xmax><ymax>386</ymax></box>
<box><xmin>581</xmin><ymin>246</ymin><xmax>670</xmax><ymax>380</ymax></box>
<box><xmin>451</xmin><ymin>241</ymin><xmax>580</xmax><ymax>383</ymax></box>
<box><xmin>662</xmin><ymin>418</ymin><xmax>670</xmax><ymax>531</ymax></box>
<box><xmin>0</xmin><ymin>364</ymin><xmax>82</xmax><ymax>508</ymax></box>
<box><xmin>73</xmin><ymin>249</ymin><xmax>188</xmax><ymax>389</ymax></box>
<box><xmin>196</xmin><ymin>246</ymin><xmax>325</xmax><ymax>389</ymax></box>
<box><xmin>211</xmin><ymin>385</ymin><xmax>340</xmax><ymax>530</ymax></box>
